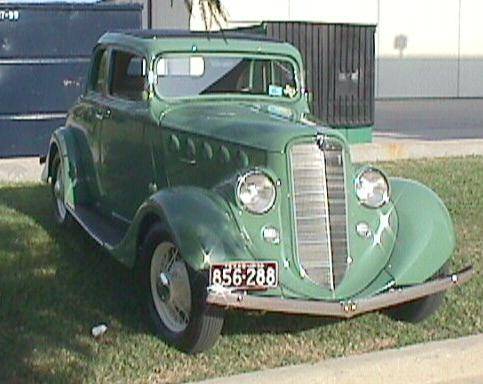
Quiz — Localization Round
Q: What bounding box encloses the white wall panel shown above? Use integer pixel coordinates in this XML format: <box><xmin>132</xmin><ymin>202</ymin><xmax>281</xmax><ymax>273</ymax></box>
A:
<box><xmin>152</xmin><ymin>0</ymin><xmax>190</xmax><ymax>29</ymax></box>
<box><xmin>222</xmin><ymin>0</ymin><xmax>290</xmax><ymax>21</ymax></box>
<box><xmin>188</xmin><ymin>0</ymin><xmax>483</xmax><ymax>98</ymax></box>
<box><xmin>190</xmin><ymin>0</ymin><xmax>290</xmax><ymax>30</ymax></box>
<box><xmin>288</xmin><ymin>0</ymin><xmax>377</xmax><ymax>25</ymax></box>
<box><xmin>377</xmin><ymin>0</ymin><xmax>459</xmax><ymax>58</ymax></box>
<box><xmin>191</xmin><ymin>0</ymin><xmax>376</xmax><ymax>30</ymax></box>
<box><xmin>376</xmin><ymin>0</ymin><xmax>460</xmax><ymax>97</ymax></box>
<box><xmin>459</xmin><ymin>0</ymin><xmax>483</xmax><ymax>97</ymax></box>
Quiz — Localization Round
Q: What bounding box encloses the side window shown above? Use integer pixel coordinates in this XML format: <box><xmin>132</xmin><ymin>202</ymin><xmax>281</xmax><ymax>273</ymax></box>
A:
<box><xmin>90</xmin><ymin>48</ymin><xmax>109</xmax><ymax>94</ymax></box>
<box><xmin>110</xmin><ymin>50</ymin><xmax>147</xmax><ymax>101</ymax></box>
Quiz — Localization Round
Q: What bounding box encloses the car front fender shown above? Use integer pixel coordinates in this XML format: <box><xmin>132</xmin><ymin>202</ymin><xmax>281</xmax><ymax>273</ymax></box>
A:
<box><xmin>119</xmin><ymin>187</ymin><xmax>252</xmax><ymax>270</ymax></box>
<box><xmin>387</xmin><ymin>177</ymin><xmax>456</xmax><ymax>285</ymax></box>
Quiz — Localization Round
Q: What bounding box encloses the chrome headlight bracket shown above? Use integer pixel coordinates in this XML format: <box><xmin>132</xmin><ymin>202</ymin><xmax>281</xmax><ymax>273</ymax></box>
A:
<box><xmin>236</xmin><ymin>170</ymin><xmax>277</xmax><ymax>214</ymax></box>
<box><xmin>354</xmin><ymin>167</ymin><xmax>390</xmax><ymax>208</ymax></box>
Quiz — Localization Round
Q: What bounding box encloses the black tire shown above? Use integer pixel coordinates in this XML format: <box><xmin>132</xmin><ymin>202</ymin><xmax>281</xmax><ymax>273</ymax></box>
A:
<box><xmin>138</xmin><ymin>223</ymin><xmax>224</xmax><ymax>353</ymax></box>
<box><xmin>385</xmin><ymin>264</ymin><xmax>449</xmax><ymax>323</ymax></box>
<box><xmin>51</xmin><ymin>152</ymin><xmax>73</xmax><ymax>226</ymax></box>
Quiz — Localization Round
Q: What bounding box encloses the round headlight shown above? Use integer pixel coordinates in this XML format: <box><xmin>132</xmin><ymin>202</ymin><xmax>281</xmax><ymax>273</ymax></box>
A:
<box><xmin>355</xmin><ymin>168</ymin><xmax>390</xmax><ymax>208</ymax></box>
<box><xmin>237</xmin><ymin>171</ymin><xmax>276</xmax><ymax>214</ymax></box>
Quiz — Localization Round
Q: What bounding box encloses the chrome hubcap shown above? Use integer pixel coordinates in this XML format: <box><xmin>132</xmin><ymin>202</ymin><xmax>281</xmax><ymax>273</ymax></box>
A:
<box><xmin>54</xmin><ymin>164</ymin><xmax>66</xmax><ymax>220</ymax></box>
<box><xmin>156</xmin><ymin>272</ymin><xmax>171</xmax><ymax>301</ymax></box>
<box><xmin>150</xmin><ymin>242</ymin><xmax>191</xmax><ymax>333</ymax></box>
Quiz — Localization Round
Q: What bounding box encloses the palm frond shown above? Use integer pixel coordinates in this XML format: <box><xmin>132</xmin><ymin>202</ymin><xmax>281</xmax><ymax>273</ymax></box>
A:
<box><xmin>182</xmin><ymin>0</ymin><xmax>227</xmax><ymax>30</ymax></box>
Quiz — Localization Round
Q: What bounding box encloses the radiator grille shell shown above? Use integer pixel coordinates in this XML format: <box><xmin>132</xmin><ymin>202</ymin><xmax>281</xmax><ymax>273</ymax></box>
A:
<box><xmin>290</xmin><ymin>138</ymin><xmax>349</xmax><ymax>290</ymax></box>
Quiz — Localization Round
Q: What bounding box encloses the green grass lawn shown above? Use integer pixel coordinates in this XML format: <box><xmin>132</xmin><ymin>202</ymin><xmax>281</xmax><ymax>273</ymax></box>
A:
<box><xmin>0</xmin><ymin>157</ymin><xmax>481</xmax><ymax>383</ymax></box>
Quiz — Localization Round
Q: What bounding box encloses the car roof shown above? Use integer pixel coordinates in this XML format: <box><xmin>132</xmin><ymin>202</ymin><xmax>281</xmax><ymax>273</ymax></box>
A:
<box><xmin>98</xmin><ymin>29</ymin><xmax>303</xmax><ymax>65</ymax></box>
<box><xmin>115</xmin><ymin>28</ymin><xmax>283</xmax><ymax>43</ymax></box>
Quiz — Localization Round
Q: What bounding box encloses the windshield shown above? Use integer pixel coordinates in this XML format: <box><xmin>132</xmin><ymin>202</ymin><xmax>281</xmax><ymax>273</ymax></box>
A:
<box><xmin>154</xmin><ymin>54</ymin><xmax>299</xmax><ymax>100</ymax></box>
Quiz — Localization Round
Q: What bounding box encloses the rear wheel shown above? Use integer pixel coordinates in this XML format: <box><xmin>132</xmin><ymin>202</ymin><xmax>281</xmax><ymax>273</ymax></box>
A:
<box><xmin>385</xmin><ymin>264</ymin><xmax>449</xmax><ymax>323</ymax></box>
<box><xmin>139</xmin><ymin>224</ymin><xmax>224</xmax><ymax>353</ymax></box>
<box><xmin>51</xmin><ymin>152</ymin><xmax>72</xmax><ymax>226</ymax></box>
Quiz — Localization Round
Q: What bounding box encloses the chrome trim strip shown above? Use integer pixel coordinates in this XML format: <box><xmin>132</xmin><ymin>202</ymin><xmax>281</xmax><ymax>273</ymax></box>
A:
<box><xmin>289</xmin><ymin>146</ymin><xmax>302</xmax><ymax>277</ymax></box>
<box><xmin>320</xmin><ymin>139</ymin><xmax>335</xmax><ymax>290</ymax></box>
<box><xmin>0</xmin><ymin>113</ymin><xmax>67</xmax><ymax>121</ymax></box>
<box><xmin>111</xmin><ymin>211</ymin><xmax>132</xmax><ymax>225</ymax></box>
<box><xmin>342</xmin><ymin>146</ymin><xmax>351</xmax><ymax>272</ymax></box>
<box><xmin>0</xmin><ymin>57</ymin><xmax>90</xmax><ymax>65</ymax></box>
<box><xmin>323</xmin><ymin>139</ymin><xmax>350</xmax><ymax>285</ymax></box>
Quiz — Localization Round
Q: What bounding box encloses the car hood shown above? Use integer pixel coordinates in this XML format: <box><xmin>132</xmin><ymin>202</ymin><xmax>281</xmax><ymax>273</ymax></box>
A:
<box><xmin>159</xmin><ymin>101</ymin><xmax>329</xmax><ymax>152</ymax></box>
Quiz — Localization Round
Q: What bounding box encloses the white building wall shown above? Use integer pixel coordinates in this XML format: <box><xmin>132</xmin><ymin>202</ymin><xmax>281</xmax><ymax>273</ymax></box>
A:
<box><xmin>190</xmin><ymin>0</ymin><xmax>483</xmax><ymax>98</ymax></box>
<box><xmin>190</xmin><ymin>0</ymin><xmax>378</xmax><ymax>30</ymax></box>
<box><xmin>151</xmin><ymin>0</ymin><xmax>190</xmax><ymax>29</ymax></box>
<box><xmin>376</xmin><ymin>0</ymin><xmax>460</xmax><ymax>98</ymax></box>
<box><xmin>459</xmin><ymin>0</ymin><xmax>483</xmax><ymax>97</ymax></box>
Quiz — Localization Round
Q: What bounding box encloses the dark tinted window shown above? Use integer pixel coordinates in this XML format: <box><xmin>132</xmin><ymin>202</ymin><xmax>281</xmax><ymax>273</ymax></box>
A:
<box><xmin>110</xmin><ymin>50</ymin><xmax>147</xmax><ymax>101</ymax></box>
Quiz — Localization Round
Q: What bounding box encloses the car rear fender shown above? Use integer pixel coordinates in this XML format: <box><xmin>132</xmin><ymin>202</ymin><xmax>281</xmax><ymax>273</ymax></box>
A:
<box><xmin>42</xmin><ymin>127</ymin><xmax>88</xmax><ymax>207</ymax></box>
<box><xmin>387</xmin><ymin>178</ymin><xmax>456</xmax><ymax>285</ymax></box>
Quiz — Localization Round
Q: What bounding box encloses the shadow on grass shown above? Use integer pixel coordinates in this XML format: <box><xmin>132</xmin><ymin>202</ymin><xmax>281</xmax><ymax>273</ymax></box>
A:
<box><xmin>223</xmin><ymin>312</ymin><xmax>339</xmax><ymax>336</ymax></box>
<box><xmin>0</xmin><ymin>184</ymin><xmax>142</xmax><ymax>383</ymax></box>
<box><xmin>0</xmin><ymin>184</ymin><xmax>329</xmax><ymax>382</ymax></box>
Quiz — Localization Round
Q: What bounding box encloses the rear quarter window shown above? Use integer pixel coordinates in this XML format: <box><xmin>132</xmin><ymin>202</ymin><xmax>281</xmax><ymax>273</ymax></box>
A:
<box><xmin>109</xmin><ymin>50</ymin><xmax>147</xmax><ymax>102</ymax></box>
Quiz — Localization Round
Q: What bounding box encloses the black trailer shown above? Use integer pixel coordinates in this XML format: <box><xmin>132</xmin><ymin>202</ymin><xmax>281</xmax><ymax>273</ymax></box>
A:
<box><xmin>0</xmin><ymin>3</ymin><xmax>142</xmax><ymax>158</ymax></box>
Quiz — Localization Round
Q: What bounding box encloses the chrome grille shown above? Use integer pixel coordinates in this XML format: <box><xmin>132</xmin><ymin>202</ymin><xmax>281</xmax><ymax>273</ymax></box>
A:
<box><xmin>290</xmin><ymin>138</ymin><xmax>348</xmax><ymax>290</ymax></box>
<box><xmin>324</xmin><ymin>140</ymin><xmax>349</xmax><ymax>286</ymax></box>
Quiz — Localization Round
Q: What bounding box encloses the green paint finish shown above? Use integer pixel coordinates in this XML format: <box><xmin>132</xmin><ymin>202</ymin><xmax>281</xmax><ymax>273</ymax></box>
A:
<box><xmin>387</xmin><ymin>178</ymin><xmax>456</xmax><ymax>285</ymax></box>
<box><xmin>42</xmin><ymin>32</ymin><xmax>459</xmax><ymax>306</ymax></box>
<box><xmin>336</xmin><ymin>126</ymin><xmax>373</xmax><ymax>144</ymax></box>
<box><xmin>160</xmin><ymin>102</ymin><xmax>315</xmax><ymax>152</ymax></box>
<box><xmin>111</xmin><ymin>187</ymin><xmax>248</xmax><ymax>270</ymax></box>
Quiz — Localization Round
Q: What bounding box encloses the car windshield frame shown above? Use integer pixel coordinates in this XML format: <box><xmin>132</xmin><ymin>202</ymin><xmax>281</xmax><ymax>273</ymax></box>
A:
<box><xmin>152</xmin><ymin>52</ymin><xmax>302</xmax><ymax>103</ymax></box>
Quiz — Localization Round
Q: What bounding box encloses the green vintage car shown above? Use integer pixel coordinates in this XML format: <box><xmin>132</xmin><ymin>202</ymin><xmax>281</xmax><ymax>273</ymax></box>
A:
<box><xmin>42</xmin><ymin>30</ymin><xmax>473</xmax><ymax>353</ymax></box>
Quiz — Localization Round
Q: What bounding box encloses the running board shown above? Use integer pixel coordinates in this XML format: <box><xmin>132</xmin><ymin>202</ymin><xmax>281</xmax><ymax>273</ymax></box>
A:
<box><xmin>206</xmin><ymin>266</ymin><xmax>475</xmax><ymax>318</ymax></box>
<box><xmin>67</xmin><ymin>204</ymin><xmax>127</xmax><ymax>250</ymax></box>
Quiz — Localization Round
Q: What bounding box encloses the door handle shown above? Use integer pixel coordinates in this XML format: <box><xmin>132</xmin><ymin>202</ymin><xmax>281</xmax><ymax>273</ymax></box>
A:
<box><xmin>179</xmin><ymin>158</ymin><xmax>197</xmax><ymax>165</ymax></box>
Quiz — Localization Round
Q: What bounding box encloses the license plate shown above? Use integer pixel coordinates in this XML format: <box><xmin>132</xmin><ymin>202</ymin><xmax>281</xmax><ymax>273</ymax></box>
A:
<box><xmin>209</xmin><ymin>261</ymin><xmax>278</xmax><ymax>290</ymax></box>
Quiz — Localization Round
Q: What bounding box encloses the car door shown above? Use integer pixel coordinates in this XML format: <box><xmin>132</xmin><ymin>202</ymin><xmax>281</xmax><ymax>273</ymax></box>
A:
<box><xmin>76</xmin><ymin>46</ymin><xmax>110</xmax><ymax>203</ymax></box>
<box><xmin>97</xmin><ymin>49</ymin><xmax>153</xmax><ymax>222</ymax></box>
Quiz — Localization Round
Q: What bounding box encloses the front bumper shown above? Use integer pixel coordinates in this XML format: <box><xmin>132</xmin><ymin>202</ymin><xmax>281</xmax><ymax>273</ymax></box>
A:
<box><xmin>206</xmin><ymin>266</ymin><xmax>474</xmax><ymax>318</ymax></box>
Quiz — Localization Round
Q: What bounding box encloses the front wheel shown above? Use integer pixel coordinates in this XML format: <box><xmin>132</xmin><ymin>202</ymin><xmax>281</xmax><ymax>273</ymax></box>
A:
<box><xmin>138</xmin><ymin>224</ymin><xmax>224</xmax><ymax>353</ymax></box>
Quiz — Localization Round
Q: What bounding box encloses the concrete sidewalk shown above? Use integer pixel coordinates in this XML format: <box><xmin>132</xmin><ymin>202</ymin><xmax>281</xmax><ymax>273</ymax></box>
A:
<box><xmin>0</xmin><ymin>157</ymin><xmax>42</xmax><ymax>183</ymax></box>
<box><xmin>195</xmin><ymin>334</ymin><xmax>483</xmax><ymax>384</ymax></box>
<box><xmin>351</xmin><ymin>137</ymin><xmax>483</xmax><ymax>162</ymax></box>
